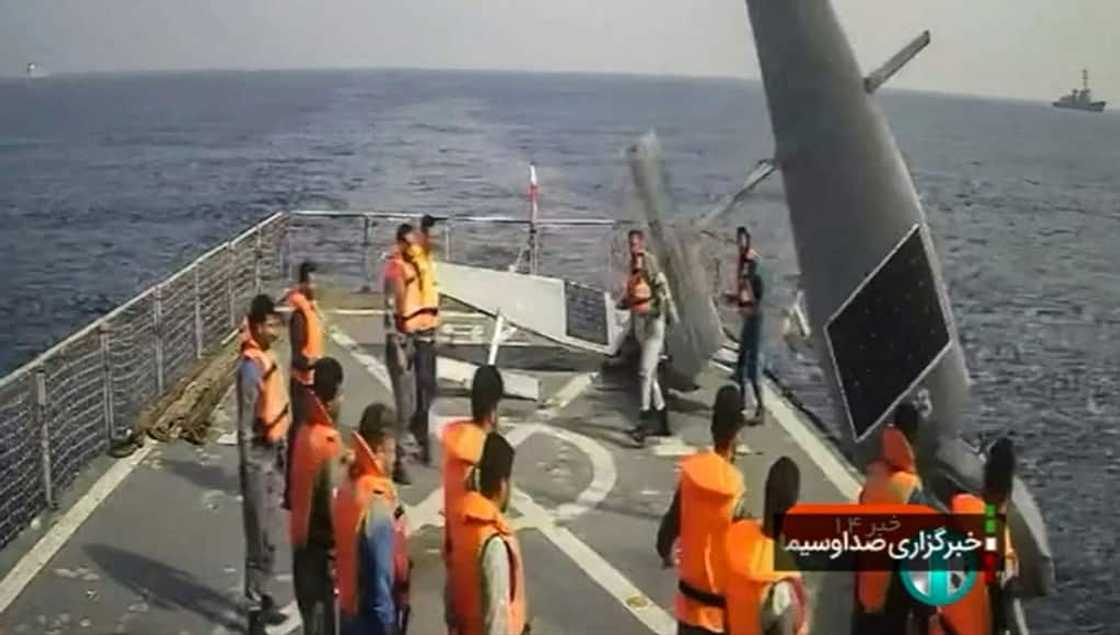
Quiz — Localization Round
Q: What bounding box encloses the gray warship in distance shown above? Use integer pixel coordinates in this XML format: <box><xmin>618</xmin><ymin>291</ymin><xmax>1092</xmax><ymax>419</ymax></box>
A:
<box><xmin>1053</xmin><ymin>69</ymin><xmax>1106</xmax><ymax>112</ymax></box>
<box><xmin>25</xmin><ymin>63</ymin><xmax>47</xmax><ymax>79</ymax></box>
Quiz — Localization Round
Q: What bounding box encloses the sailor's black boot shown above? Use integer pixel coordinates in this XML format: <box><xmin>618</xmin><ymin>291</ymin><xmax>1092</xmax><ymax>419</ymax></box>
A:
<box><xmin>247</xmin><ymin>612</ymin><xmax>266</xmax><ymax>635</ymax></box>
<box><xmin>655</xmin><ymin>407</ymin><xmax>671</xmax><ymax>436</ymax></box>
<box><xmin>258</xmin><ymin>597</ymin><xmax>287</xmax><ymax>626</ymax></box>
<box><xmin>410</xmin><ymin>417</ymin><xmax>431</xmax><ymax>466</ymax></box>
<box><xmin>628</xmin><ymin>409</ymin><xmax>652</xmax><ymax>446</ymax></box>
<box><xmin>393</xmin><ymin>456</ymin><xmax>412</xmax><ymax>485</ymax></box>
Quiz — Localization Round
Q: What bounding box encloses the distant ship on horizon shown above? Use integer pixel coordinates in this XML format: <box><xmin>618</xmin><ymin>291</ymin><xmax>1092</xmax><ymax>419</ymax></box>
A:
<box><xmin>1053</xmin><ymin>68</ymin><xmax>1106</xmax><ymax>113</ymax></box>
<box><xmin>26</xmin><ymin>63</ymin><xmax>49</xmax><ymax>79</ymax></box>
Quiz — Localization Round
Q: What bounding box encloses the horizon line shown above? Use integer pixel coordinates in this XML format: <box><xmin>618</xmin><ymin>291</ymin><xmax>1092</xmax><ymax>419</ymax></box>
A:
<box><xmin>0</xmin><ymin>63</ymin><xmax>1055</xmax><ymax>103</ymax></box>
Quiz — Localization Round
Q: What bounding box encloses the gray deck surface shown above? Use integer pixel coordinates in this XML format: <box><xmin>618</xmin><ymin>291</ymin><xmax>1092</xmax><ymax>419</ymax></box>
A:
<box><xmin>0</xmin><ymin>304</ymin><xmax>858</xmax><ymax>635</ymax></box>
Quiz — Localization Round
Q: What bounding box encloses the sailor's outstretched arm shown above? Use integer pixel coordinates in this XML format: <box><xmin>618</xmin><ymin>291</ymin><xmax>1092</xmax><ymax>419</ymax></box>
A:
<box><xmin>656</xmin><ymin>488</ymin><xmax>681</xmax><ymax>563</ymax></box>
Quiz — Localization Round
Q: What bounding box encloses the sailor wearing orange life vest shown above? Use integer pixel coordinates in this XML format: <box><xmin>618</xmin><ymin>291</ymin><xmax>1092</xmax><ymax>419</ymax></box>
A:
<box><xmin>288</xmin><ymin>357</ymin><xmax>344</xmax><ymax>635</ymax></box>
<box><xmin>412</xmin><ymin>214</ymin><xmax>442</xmax><ymax>466</ymax></box>
<box><xmin>284</xmin><ymin>261</ymin><xmax>325</xmax><ymax>509</ymax></box>
<box><xmin>332</xmin><ymin>404</ymin><xmax>413</xmax><ymax>635</ymax></box>
<box><xmin>619</xmin><ymin>228</ymin><xmax>679</xmax><ymax>444</ymax></box>
<box><xmin>854</xmin><ymin>403</ymin><xmax>938</xmax><ymax>635</ymax></box>
<box><xmin>723</xmin><ymin>227</ymin><xmax>765</xmax><ymax>419</ymax></box>
<box><xmin>236</xmin><ymin>294</ymin><xmax>292</xmax><ymax>635</ymax></box>
<box><xmin>441</xmin><ymin>366</ymin><xmax>504</xmax><ymax>629</ymax></box>
<box><xmin>657</xmin><ymin>385</ymin><xmax>754</xmax><ymax>635</ymax></box>
<box><xmin>941</xmin><ymin>438</ymin><xmax>1018</xmax><ymax>635</ymax></box>
<box><xmin>383</xmin><ymin>221</ymin><xmax>441</xmax><ymax>484</ymax></box>
<box><xmin>724</xmin><ymin>457</ymin><xmax>808</xmax><ymax>635</ymax></box>
<box><xmin>448</xmin><ymin>432</ymin><xmax>529</xmax><ymax>635</ymax></box>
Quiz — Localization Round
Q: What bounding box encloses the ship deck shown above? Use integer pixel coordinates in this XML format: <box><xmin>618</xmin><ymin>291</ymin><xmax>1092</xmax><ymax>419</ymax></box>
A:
<box><xmin>0</xmin><ymin>289</ymin><xmax>865</xmax><ymax>635</ymax></box>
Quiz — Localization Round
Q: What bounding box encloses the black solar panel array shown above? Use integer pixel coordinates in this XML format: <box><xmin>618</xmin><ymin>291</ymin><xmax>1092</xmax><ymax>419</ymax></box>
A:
<box><xmin>564</xmin><ymin>281</ymin><xmax>609</xmax><ymax>346</ymax></box>
<box><xmin>826</xmin><ymin>227</ymin><xmax>951</xmax><ymax>440</ymax></box>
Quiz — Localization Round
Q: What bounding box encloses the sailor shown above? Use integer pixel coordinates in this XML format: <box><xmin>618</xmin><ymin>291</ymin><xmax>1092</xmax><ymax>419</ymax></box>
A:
<box><xmin>619</xmin><ymin>228</ymin><xmax>679</xmax><ymax>444</ymax></box>
<box><xmin>236</xmin><ymin>294</ymin><xmax>291</xmax><ymax>634</ymax></box>
<box><xmin>859</xmin><ymin>403</ymin><xmax>927</xmax><ymax>507</ymax></box>
<box><xmin>724</xmin><ymin>227</ymin><xmax>765</xmax><ymax>419</ymax></box>
<box><xmin>383</xmin><ymin>223</ymin><xmax>439</xmax><ymax>483</ymax></box>
<box><xmin>284</xmin><ymin>260</ymin><xmax>324</xmax><ymax>508</ymax></box>
<box><xmin>442</xmin><ymin>366</ymin><xmax>504</xmax><ymax>629</ymax></box>
<box><xmin>854</xmin><ymin>403</ymin><xmax>937</xmax><ymax>635</ymax></box>
<box><xmin>448</xmin><ymin>432</ymin><xmax>529</xmax><ymax>635</ymax></box>
<box><xmin>288</xmin><ymin>358</ymin><xmax>344</xmax><ymax>635</ymax></box>
<box><xmin>657</xmin><ymin>385</ymin><xmax>752</xmax><ymax>635</ymax></box>
<box><xmin>941</xmin><ymin>438</ymin><xmax>1019</xmax><ymax>635</ymax></box>
<box><xmin>724</xmin><ymin>457</ymin><xmax>808</xmax><ymax>635</ymax></box>
<box><xmin>412</xmin><ymin>214</ymin><xmax>442</xmax><ymax>467</ymax></box>
<box><xmin>332</xmin><ymin>403</ymin><xmax>413</xmax><ymax>635</ymax></box>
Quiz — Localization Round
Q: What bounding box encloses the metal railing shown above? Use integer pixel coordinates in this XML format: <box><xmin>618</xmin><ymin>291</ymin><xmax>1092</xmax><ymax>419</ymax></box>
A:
<box><xmin>286</xmin><ymin>210</ymin><xmax>627</xmax><ymax>293</ymax></box>
<box><xmin>0</xmin><ymin>213</ymin><xmax>287</xmax><ymax>550</ymax></box>
<box><xmin>0</xmin><ymin>206</ymin><xmax>801</xmax><ymax>553</ymax></box>
<box><xmin>0</xmin><ymin>208</ymin><xmax>615</xmax><ymax>551</ymax></box>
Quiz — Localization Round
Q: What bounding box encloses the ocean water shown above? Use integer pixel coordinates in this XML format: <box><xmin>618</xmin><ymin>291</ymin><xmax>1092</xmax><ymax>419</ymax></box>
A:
<box><xmin>1</xmin><ymin>69</ymin><xmax>1118</xmax><ymax>632</ymax></box>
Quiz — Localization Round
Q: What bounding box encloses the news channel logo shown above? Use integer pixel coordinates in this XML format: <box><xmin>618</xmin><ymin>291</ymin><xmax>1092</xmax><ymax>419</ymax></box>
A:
<box><xmin>898</xmin><ymin>527</ymin><xmax>979</xmax><ymax>607</ymax></box>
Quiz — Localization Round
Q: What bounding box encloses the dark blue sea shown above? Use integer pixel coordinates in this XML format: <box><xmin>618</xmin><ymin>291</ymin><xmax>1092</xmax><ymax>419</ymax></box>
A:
<box><xmin>1</xmin><ymin>69</ymin><xmax>1118</xmax><ymax>632</ymax></box>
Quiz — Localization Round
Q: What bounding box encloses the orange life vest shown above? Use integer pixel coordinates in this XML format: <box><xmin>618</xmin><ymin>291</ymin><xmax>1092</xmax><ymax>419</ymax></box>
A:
<box><xmin>940</xmin><ymin>494</ymin><xmax>1017</xmax><ymax>635</ymax></box>
<box><xmin>385</xmin><ymin>249</ymin><xmax>439</xmax><ymax>334</ymax></box>
<box><xmin>441</xmin><ymin>419</ymin><xmax>488</xmax><ymax>556</ymax></box>
<box><xmin>626</xmin><ymin>267</ymin><xmax>654</xmax><ymax>315</ymax></box>
<box><xmin>449</xmin><ymin>491</ymin><xmax>527</xmax><ymax>635</ymax></box>
<box><xmin>676</xmin><ymin>450</ymin><xmax>746</xmax><ymax>632</ymax></box>
<box><xmin>332</xmin><ymin>431</ymin><xmax>410</xmax><ymax>619</ymax></box>
<box><xmin>240</xmin><ymin>335</ymin><xmax>291</xmax><ymax>443</ymax></box>
<box><xmin>857</xmin><ymin>426</ymin><xmax>922</xmax><ymax>613</ymax></box>
<box><xmin>414</xmin><ymin>247</ymin><xmax>440</xmax><ymax>327</ymax></box>
<box><xmin>287</xmin><ymin>289</ymin><xmax>324</xmax><ymax>386</ymax></box>
<box><xmin>725</xmin><ymin>520</ymin><xmax>808</xmax><ymax>635</ymax></box>
<box><xmin>288</xmin><ymin>395</ymin><xmax>341</xmax><ymax>548</ymax></box>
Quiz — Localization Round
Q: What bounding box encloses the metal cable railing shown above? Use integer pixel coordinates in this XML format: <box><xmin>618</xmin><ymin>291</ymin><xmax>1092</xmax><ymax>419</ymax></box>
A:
<box><xmin>0</xmin><ymin>372</ymin><xmax>43</xmax><ymax>547</ymax></box>
<box><xmin>0</xmin><ymin>207</ymin><xmax>830</xmax><ymax>554</ymax></box>
<box><xmin>0</xmin><ymin>212</ymin><xmax>286</xmax><ymax>550</ymax></box>
<box><xmin>107</xmin><ymin>292</ymin><xmax>159</xmax><ymax>442</ymax></box>
<box><xmin>286</xmin><ymin>210</ymin><xmax>625</xmax><ymax>293</ymax></box>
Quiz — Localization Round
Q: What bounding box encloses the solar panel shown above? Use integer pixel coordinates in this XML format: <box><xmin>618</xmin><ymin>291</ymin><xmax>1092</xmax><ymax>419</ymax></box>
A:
<box><xmin>825</xmin><ymin>225</ymin><xmax>951</xmax><ymax>440</ymax></box>
<box><xmin>564</xmin><ymin>280</ymin><xmax>609</xmax><ymax>346</ymax></box>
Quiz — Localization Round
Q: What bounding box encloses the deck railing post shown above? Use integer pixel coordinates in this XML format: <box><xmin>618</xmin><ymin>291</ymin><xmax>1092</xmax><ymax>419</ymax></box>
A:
<box><xmin>98</xmin><ymin>324</ymin><xmax>115</xmax><ymax>442</ymax></box>
<box><xmin>605</xmin><ymin>236</ymin><xmax>614</xmax><ymax>295</ymax></box>
<box><xmin>254</xmin><ymin>229</ymin><xmax>263</xmax><ymax>294</ymax></box>
<box><xmin>35</xmin><ymin>368</ymin><xmax>53</xmax><ymax>509</ymax></box>
<box><xmin>283</xmin><ymin>218</ymin><xmax>292</xmax><ymax>288</ymax></box>
<box><xmin>362</xmin><ymin>217</ymin><xmax>372</xmax><ymax>289</ymax></box>
<box><xmin>528</xmin><ymin>226</ymin><xmax>538</xmax><ymax>276</ymax></box>
<box><xmin>227</xmin><ymin>244</ymin><xmax>237</xmax><ymax>329</ymax></box>
<box><xmin>154</xmin><ymin>285</ymin><xmax>165</xmax><ymax>394</ymax></box>
<box><xmin>194</xmin><ymin>266</ymin><xmax>204</xmax><ymax>360</ymax></box>
<box><xmin>444</xmin><ymin>221</ymin><xmax>452</xmax><ymax>262</ymax></box>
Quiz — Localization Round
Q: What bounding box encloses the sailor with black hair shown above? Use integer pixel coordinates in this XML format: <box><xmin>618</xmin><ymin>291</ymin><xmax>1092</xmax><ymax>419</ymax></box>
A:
<box><xmin>288</xmin><ymin>357</ymin><xmax>344</xmax><ymax>635</ymax></box>
<box><xmin>620</xmin><ymin>228</ymin><xmax>679</xmax><ymax>444</ymax></box>
<box><xmin>447</xmin><ymin>432</ymin><xmax>530</xmax><ymax>635</ymax></box>
<box><xmin>237</xmin><ymin>294</ymin><xmax>292</xmax><ymax>634</ymax></box>
<box><xmin>657</xmin><ymin>385</ymin><xmax>755</xmax><ymax>635</ymax></box>
<box><xmin>942</xmin><ymin>438</ymin><xmax>1019</xmax><ymax>635</ymax></box>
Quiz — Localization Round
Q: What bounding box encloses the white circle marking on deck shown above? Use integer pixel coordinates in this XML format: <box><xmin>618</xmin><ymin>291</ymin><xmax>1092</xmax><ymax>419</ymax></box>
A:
<box><xmin>326</xmin><ymin>326</ymin><xmax>673</xmax><ymax>634</ymax></box>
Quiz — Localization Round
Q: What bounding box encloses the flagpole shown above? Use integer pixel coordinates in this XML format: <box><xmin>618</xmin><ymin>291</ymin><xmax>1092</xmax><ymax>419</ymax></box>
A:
<box><xmin>528</xmin><ymin>163</ymin><xmax>540</xmax><ymax>275</ymax></box>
